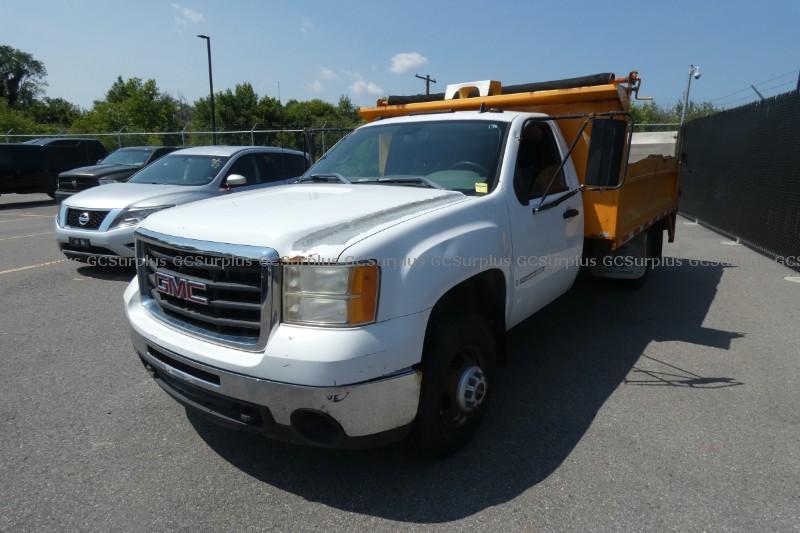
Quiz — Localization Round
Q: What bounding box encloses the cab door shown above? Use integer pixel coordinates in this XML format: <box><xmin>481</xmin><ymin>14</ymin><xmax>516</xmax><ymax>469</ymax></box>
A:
<box><xmin>505</xmin><ymin>119</ymin><xmax>583</xmax><ymax>327</ymax></box>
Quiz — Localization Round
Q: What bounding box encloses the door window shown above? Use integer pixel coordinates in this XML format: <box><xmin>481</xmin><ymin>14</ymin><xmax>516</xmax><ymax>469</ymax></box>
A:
<box><xmin>513</xmin><ymin>122</ymin><xmax>568</xmax><ymax>204</ymax></box>
<box><xmin>226</xmin><ymin>154</ymin><xmax>259</xmax><ymax>185</ymax></box>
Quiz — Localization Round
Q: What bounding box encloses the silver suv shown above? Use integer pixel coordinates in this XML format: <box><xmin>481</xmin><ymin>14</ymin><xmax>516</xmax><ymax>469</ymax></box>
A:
<box><xmin>55</xmin><ymin>146</ymin><xmax>308</xmax><ymax>262</ymax></box>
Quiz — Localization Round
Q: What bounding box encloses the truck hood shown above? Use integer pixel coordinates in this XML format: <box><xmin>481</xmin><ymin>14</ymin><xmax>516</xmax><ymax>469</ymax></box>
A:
<box><xmin>63</xmin><ymin>182</ymin><xmax>211</xmax><ymax>210</ymax></box>
<box><xmin>59</xmin><ymin>164</ymin><xmax>139</xmax><ymax>179</ymax></box>
<box><xmin>141</xmin><ymin>184</ymin><xmax>468</xmax><ymax>258</ymax></box>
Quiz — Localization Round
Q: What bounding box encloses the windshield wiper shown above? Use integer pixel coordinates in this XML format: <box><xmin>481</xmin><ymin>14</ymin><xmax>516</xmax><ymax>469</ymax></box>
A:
<box><xmin>296</xmin><ymin>173</ymin><xmax>351</xmax><ymax>184</ymax></box>
<box><xmin>375</xmin><ymin>176</ymin><xmax>443</xmax><ymax>189</ymax></box>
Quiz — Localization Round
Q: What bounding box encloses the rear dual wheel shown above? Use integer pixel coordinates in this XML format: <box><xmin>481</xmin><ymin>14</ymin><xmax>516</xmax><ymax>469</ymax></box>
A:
<box><xmin>625</xmin><ymin>226</ymin><xmax>664</xmax><ymax>289</ymax></box>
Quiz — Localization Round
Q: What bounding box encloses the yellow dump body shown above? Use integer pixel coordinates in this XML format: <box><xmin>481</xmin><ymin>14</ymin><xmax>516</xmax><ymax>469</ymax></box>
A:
<box><xmin>358</xmin><ymin>75</ymin><xmax>679</xmax><ymax>249</ymax></box>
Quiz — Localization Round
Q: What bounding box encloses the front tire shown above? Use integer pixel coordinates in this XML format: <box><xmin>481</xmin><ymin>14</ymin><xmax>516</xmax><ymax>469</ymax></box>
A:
<box><xmin>411</xmin><ymin>314</ymin><xmax>496</xmax><ymax>456</ymax></box>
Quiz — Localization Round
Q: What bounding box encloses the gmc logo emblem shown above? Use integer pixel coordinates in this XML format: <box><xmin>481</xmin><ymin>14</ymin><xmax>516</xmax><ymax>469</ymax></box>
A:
<box><xmin>154</xmin><ymin>272</ymin><xmax>208</xmax><ymax>305</ymax></box>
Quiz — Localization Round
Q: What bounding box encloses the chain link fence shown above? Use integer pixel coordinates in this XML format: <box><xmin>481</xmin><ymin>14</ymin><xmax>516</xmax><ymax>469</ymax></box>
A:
<box><xmin>679</xmin><ymin>90</ymin><xmax>800</xmax><ymax>262</ymax></box>
<box><xmin>4</xmin><ymin>127</ymin><xmax>354</xmax><ymax>162</ymax></box>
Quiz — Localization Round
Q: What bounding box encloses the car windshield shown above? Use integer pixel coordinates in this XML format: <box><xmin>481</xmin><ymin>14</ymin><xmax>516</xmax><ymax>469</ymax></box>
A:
<box><xmin>128</xmin><ymin>154</ymin><xmax>228</xmax><ymax>186</ymax></box>
<box><xmin>307</xmin><ymin>120</ymin><xmax>508</xmax><ymax>194</ymax></box>
<box><xmin>102</xmin><ymin>148</ymin><xmax>152</xmax><ymax>166</ymax></box>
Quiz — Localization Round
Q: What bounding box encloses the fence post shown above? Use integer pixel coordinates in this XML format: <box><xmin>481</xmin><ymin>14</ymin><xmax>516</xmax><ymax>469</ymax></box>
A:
<box><xmin>117</xmin><ymin>126</ymin><xmax>126</xmax><ymax>148</ymax></box>
<box><xmin>5</xmin><ymin>129</ymin><xmax>11</xmax><ymax>143</ymax></box>
<box><xmin>303</xmin><ymin>130</ymin><xmax>313</xmax><ymax>161</ymax></box>
<box><xmin>181</xmin><ymin>126</ymin><xmax>187</xmax><ymax>146</ymax></box>
<box><xmin>250</xmin><ymin>123</ymin><xmax>258</xmax><ymax>146</ymax></box>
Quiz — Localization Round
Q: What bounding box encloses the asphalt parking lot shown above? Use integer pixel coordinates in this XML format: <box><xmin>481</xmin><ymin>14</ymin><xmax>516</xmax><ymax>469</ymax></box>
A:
<box><xmin>1</xmin><ymin>193</ymin><xmax>799</xmax><ymax>532</ymax></box>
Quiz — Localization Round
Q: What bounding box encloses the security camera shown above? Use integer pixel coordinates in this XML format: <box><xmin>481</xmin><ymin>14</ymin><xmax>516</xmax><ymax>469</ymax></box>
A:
<box><xmin>691</xmin><ymin>66</ymin><xmax>701</xmax><ymax>80</ymax></box>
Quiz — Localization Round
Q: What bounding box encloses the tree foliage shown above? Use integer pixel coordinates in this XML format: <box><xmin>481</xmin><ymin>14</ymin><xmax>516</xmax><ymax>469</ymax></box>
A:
<box><xmin>0</xmin><ymin>44</ymin><xmax>47</xmax><ymax>108</ymax></box>
<box><xmin>631</xmin><ymin>100</ymin><xmax>720</xmax><ymax>127</ymax></box>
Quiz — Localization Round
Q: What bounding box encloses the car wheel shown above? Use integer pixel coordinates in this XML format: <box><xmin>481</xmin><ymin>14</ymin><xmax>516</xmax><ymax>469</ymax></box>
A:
<box><xmin>411</xmin><ymin>314</ymin><xmax>496</xmax><ymax>456</ymax></box>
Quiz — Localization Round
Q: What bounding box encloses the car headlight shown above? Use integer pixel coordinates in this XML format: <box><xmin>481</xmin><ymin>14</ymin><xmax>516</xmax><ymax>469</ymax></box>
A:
<box><xmin>109</xmin><ymin>205</ymin><xmax>174</xmax><ymax>229</ymax></box>
<box><xmin>97</xmin><ymin>176</ymin><xmax>124</xmax><ymax>185</ymax></box>
<box><xmin>283</xmin><ymin>263</ymin><xmax>379</xmax><ymax>326</ymax></box>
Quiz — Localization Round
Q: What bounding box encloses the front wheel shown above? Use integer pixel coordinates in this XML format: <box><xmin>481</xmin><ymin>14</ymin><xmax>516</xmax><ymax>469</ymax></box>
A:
<box><xmin>411</xmin><ymin>314</ymin><xmax>496</xmax><ymax>456</ymax></box>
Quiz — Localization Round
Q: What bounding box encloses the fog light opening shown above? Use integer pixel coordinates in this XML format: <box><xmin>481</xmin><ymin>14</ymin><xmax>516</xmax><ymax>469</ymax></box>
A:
<box><xmin>290</xmin><ymin>409</ymin><xmax>343</xmax><ymax>445</ymax></box>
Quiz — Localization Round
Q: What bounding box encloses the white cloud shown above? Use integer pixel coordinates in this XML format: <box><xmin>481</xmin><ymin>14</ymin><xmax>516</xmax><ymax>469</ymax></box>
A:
<box><xmin>172</xmin><ymin>4</ymin><xmax>204</xmax><ymax>25</ymax></box>
<box><xmin>318</xmin><ymin>67</ymin><xmax>339</xmax><ymax>81</ymax></box>
<box><xmin>300</xmin><ymin>17</ymin><xmax>315</xmax><ymax>34</ymax></box>
<box><xmin>307</xmin><ymin>79</ymin><xmax>325</xmax><ymax>93</ymax></box>
<box><xmin>351</xmin><ymin>80</ymin><xmax>383</xmax><ymax>96</ymax></box>
<box><xmin>389</xmin><ymin>52</ymin><xmax>428</xmax><ymax>74</ymax></box>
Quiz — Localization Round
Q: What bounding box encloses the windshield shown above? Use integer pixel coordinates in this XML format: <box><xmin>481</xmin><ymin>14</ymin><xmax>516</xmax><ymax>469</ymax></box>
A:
<box><xmin>128</xmin><ymin>154</ymin><xmax>228</xmax><ymax>186</ymax></box>
<box><xmin>308</xmin><ymin>120</ymin><xmax>508</xmax><ymax>194</ymax></box>
<box><xmin>102</xmin><ymin>148</ymin><xmax>152</xmax><ymax>166</ymax></box>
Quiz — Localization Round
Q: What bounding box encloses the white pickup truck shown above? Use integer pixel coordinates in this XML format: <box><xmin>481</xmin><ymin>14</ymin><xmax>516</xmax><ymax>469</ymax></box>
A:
<box><xmin>125</xmin><ymin>73</ymin><xmax>678</xmax><ymax>454</ymax></box>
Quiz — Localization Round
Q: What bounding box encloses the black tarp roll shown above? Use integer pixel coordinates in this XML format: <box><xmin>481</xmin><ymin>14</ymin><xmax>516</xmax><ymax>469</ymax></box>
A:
<box><xmin>385</xmin><ymin>73</ymin><xmax>615</xmax><ymax>106</ymax></box>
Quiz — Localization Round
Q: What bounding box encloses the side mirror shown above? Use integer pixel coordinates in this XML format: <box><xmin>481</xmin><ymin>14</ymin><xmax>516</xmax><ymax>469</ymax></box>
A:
<box><xmin>225</xmin><ymin>174</ymin><xmax>247</xmax><ymax>187</ymax></box>
<box><xmin>97</xmin><ymin>159</ymin><xmax>103</xmax><ymax>164</ymax></box>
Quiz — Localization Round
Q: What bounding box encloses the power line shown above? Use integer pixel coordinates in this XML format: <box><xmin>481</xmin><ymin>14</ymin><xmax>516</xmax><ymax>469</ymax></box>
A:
<box><xmin>709</xmin><ymin>68</ymin><xmax>799</xmax><ymax>102</ymax></box>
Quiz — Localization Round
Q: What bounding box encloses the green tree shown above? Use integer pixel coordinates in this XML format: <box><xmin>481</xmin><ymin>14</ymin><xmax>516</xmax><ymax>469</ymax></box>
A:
<box><xmin>631</xmin><ymin>100</ymin><xmax>720</xmax><ymax>130</ymax></box>
<box><xmin>0</xmin><ymin>45</ymin><xmax>47</xmax><ymax>108</ymax></box>
<box><xmin>71</xmin><ymin>77</ymin><xmax>181</xmax><ymax>146</ymax></box>
<box><xmin>28</xmin><ymin>97</ymin><xmax>82</xmax><ymax>128</ymax></box>
<box><xmin>336</xmin><ymin>95</ymin><xmax>361</xmax><ymax>125</ymax></box>
<box><xmin>0</xmin><ymin>97</ymin><xmax>47</xmax><ymax>135</ymax></box>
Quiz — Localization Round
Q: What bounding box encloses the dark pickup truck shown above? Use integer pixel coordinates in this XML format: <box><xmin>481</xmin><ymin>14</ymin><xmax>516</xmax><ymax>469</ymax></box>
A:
<box><xmin>0</xmin><ymin>138</ymin><xmax>108</xmax><ymax>198</ymax></box>
<box><xmin>55</xmin><ymin>146</ymin><xmax>177</xmax><ymax>201</ymax></box>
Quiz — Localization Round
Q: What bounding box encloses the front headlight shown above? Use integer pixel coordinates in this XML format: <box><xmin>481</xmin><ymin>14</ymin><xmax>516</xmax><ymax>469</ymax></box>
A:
<box><xmin>109</xmin><ymin>205</ymin><xmax>174</xmax><ymax>229</ymax></box>
<box><xmin>283</xmin><ymin>263</ymin><xmax>379</xmax><ymax>326</ymax></box>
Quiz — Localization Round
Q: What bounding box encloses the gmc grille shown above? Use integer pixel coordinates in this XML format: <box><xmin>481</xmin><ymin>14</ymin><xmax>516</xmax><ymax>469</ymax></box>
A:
<box><xmin>66</xmin><ymin>208</ymin><xmax>109</xmax><ymax>229</ymax></box>
<box><xmin>136</xmin><ymin>230</ymin><xmax>279</xmax><ymax>350</ymax></box>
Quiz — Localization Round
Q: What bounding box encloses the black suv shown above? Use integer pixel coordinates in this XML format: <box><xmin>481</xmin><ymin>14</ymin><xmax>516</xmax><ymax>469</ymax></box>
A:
<box><xmin>55</xmin><ymin>146</ymin><xmax>177</xmax><ymax>200</ymax></box>
<box><xmin>0</xmin><ymin>138</ymin><xmax>108</xmax><ymax>198</ymax></box>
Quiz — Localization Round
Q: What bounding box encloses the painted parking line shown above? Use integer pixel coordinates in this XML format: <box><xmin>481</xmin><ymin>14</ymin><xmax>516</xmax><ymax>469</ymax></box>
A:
<box><xmin>0</xmin><ymin>232</ymin><xmax>53</xmax><ymax>242</ymax></box>
<box><xmin>0</xmin><ymin>259</ymin><xmax>66</xmax><ymax>276</ymax></box>
<box><xmin>0</xmin><ymin>213</ymin><xmax>55</xmax><ymax>218</ymax></box>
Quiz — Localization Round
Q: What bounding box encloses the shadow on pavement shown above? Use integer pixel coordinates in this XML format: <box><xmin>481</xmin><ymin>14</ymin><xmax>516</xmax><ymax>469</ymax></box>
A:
<box><xmin>188</xmin><ymin>258</ymin><xmax>744</xmax><ymax>523</ymax></box>
<box><xmin>75</xmin><ymin>264</ymin><xmax>136</xmax><ymax>282</ymax></box>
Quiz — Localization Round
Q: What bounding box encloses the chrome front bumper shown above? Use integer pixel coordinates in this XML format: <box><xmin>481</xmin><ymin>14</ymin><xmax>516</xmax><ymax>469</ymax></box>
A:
<box><xmin>130</xmin><ymin>327</ymin><xmax>421</xmax><ymax>447</ymax></box>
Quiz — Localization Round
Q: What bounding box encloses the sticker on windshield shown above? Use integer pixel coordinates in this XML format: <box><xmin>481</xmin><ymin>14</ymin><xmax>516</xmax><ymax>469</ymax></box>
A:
<box><xmin>475</xmin><ymin>182</ymin><xmax>488</xmax><ymax>194</ymax></box>
<box><xmin>211</xmin><ymin>158</ymin><xmax>222</xmax><ymax>169</ymax></box>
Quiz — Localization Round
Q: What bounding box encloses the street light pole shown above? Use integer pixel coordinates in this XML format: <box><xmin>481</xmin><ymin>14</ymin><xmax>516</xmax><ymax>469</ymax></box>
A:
<box><xmin>197</xmin><ymin>35</ymin><xmax>216</xmax><ymax>144</ymax></box>
<box><xmin>680</xmin><ymin>64</ymin><xmax>701</xmax><ymax>127</ymax></box>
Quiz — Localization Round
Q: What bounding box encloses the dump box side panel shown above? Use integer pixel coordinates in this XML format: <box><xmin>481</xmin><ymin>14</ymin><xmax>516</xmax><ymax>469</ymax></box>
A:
<box><xmin>585</xmin><ymin>155</ymin><xmax>679</xmax><ymax>249</ymax></box>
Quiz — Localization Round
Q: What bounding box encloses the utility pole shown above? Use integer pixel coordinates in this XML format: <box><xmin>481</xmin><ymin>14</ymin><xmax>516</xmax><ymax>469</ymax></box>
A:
<box><xmin>415</xmin><ymin>73</ymin><xmax>437</xmax><ymax>95</ymax></box>
<box><xmin>750</xmin><ymin>84</ymin><xmax>766</xmax><ymax>101</ymax></box>
<box><xmin>196</xmin><ymin>35</ymin><xmax>216</xmax><ymax>144</ymax></box>
<box><xmin>680</xmin><ymin>65</ymin><xmax>701</xmax><ymax>127</ymax></box>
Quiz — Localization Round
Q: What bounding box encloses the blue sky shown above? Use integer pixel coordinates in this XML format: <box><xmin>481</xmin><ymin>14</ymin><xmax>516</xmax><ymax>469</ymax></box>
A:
<box><xmin>1</xmin><ymin>0</ymin><xmax>798</xmax><ymax>111</ymax></box>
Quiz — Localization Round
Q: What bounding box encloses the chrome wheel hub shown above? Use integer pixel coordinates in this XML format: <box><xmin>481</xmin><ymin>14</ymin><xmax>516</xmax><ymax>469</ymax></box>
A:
<box><xmin>456</xmin><ymin>365</ymin><xmax>488</xmax><ymax>413</ymax></box>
